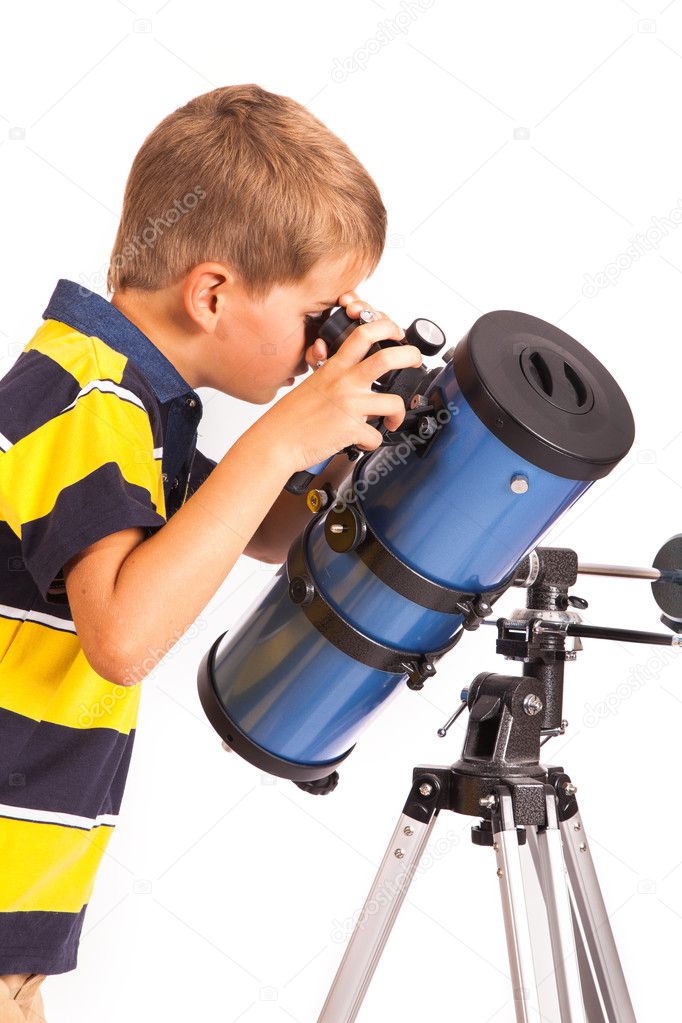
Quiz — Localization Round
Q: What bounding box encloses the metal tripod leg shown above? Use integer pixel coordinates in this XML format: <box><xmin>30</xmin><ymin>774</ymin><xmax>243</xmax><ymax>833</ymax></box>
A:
<box><xmin>492</xmin><ymin>787</ymin><xmax>544</xmax><ymax>1022</ymax></box>
<box><xmin>524</xmin><ymin>788</ymin><xmax>586</xmax><ymax>1021</ymax></box>
<box><xmin>317</xmin><ymin>777</ymin><xmax>439</xmax><ymax>1023</ymax></box>
<box><xmin>559</xmin><ymin>800</ymin><xmax>636</xmax><ymax>1022</ymax></box>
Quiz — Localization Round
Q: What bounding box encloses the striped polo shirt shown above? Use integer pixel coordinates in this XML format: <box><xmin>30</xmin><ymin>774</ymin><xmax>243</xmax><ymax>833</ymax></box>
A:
<box><xmin>0</xmin><ymin>279</ymin><xmax>216</xmax><ymax>974</ymax></box>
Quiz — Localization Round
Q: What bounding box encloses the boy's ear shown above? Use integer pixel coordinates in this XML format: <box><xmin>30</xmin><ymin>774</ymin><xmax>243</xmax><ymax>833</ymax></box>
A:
<box><xmin>183</xmin><ymin>262</ymin><xmax>236</xmax><ymax>333</ymax></box>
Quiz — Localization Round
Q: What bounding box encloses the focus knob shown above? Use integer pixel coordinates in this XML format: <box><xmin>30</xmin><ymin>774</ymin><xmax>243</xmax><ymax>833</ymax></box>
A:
<box><xmin>404</xmin><ymin>318</ymin><xmax>446</xmax><ymax>357</ymax></box>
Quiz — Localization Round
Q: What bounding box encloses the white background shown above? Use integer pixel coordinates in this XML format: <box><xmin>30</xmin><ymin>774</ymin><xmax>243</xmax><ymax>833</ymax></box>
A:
<box><xmin>1</xmin><ymin>1</ymin><xmax>681</xmax><ymax>1020</ymax></box>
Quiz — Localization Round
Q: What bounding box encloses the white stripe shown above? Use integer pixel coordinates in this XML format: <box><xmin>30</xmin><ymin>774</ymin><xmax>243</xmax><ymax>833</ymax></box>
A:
<box><xmin>61</xmin><ymin>379</ymin><xmax>147</xmax><ymax>415</ymax></box>
<box><xmin>0</xmin><ymin>602</ymin><xmax>76</xmax><ymax>633</ymax></box>
<box><xmin>0</xmin><ymin>801</ymin><xmax>117</xmax><ymax>831</ymax></box>
<box><xmin>0</xmin><ymin>431</ymin><xmax>13</xmax><ymax>452</ymax></box>
<box><xmin>153</xmin><ymin>446</ymin><xmax>163</xmax><ymax>460</ymax></box>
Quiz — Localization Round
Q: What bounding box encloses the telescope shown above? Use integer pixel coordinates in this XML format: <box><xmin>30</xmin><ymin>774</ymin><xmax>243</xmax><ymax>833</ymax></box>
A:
<box><xmin>197</xmin><ymin>307</ymin><xmax>639</xmax><ymax>791</ymax></box>
<box><xmin>196</xmin><ymin>307</ymin><xmax>682</xmax><ymax>1020</ymax></box>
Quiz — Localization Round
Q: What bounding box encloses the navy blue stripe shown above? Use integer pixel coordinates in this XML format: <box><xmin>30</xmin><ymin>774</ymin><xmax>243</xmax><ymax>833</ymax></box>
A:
<box><xmin>120</xmin><ymin>360</ymin><xmax>163</xmax><ymax>448</ymax></box>
<box><xmin>0</xmin><ymin>521</ymin><xmax>48</xmax><ymax>610</ymax></box>
<box><xmin>186</xmin><ymin>448</ymin><xmax>217</xmax><ymax>499</ymax></box>
<box><xmin>0</xmin><ymin>906</ymin><xmax>86</xmax><ymax>975</ymax></box>
<box><xmin>0</xmin><ymin>349</ymin><xmax>80</xmax><ymax>445</ymax></box>
<box><xmin>21</xmin><ymin>462</ymin><xmax>165</xmax><ymax>603</ymax></box>
<box><xmin>0</xmin><ymin>707</ymin><xmax>136</xmax><ymax>818</ymax></box>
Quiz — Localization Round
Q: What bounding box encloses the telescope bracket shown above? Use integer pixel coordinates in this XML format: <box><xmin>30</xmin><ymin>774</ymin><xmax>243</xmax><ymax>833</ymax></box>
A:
<box><xmin>324</xmin><ymin>453</ymin><xmax>513</xmax><ymax>617</ymax></box>
<box><xmin>286</xmin><ymin>524</ymin><xmax>467</xmax><ymax>686</ymax></box>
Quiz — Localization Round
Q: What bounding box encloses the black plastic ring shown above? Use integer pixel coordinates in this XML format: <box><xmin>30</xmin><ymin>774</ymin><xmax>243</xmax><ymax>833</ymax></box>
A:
<box><xmin>197</xmin><ymin>634</ymin><xmax>355</xmax><ymax>782</ymax></box>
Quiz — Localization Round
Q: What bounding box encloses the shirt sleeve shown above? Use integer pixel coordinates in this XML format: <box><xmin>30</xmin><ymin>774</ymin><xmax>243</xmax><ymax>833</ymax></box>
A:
<box><xmin>0</xmin><ymin>380</ymin><xmax>166</xmax><ymax>604</ymax></box>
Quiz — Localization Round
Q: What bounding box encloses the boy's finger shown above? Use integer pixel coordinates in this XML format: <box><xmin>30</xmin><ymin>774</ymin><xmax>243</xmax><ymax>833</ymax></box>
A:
<box><xmin>355</xmin><ymin>342</ymin><xmax>423</xmax><ymax>386</ymax></box>
<box><xmin>338</xmin><ymin>292</ymin><xmax>377</xmax><ymax>319</ymax></box>
<box><xmin>332</xmin><ymin>318</ymin><xmax>406</xmax><ymax>368</ymax></box>
<box><xmin>305</xmin><ymin>338</ymin><xmax>328</xmax><ymax>367</ymax></box>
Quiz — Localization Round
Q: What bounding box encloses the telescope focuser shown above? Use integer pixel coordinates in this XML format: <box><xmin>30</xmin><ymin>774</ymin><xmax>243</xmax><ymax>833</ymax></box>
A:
<box><xmin>286</xmin><ymin>306</ymin><xmax>447</xmax><ymax>494</ymax></box>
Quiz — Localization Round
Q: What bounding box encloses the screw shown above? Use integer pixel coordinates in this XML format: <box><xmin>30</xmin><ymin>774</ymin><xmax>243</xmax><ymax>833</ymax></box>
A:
<box><xmin>479</xmin><ymin>794</ymin><xmax>497</xmax><ymax>810</ymax></box>
<box><xmin>497</xmin><ymin>867</ymin><xmax>504</xmax><ymax>877</ymax></box>
<box><xmin>573</xmin><ymin>821</ymin><xmax>582</xmax><ymax>831</ymax></box>
<box><xmin>493</xmin><ymin>841</ymin><xmax>499</xmax><ymax>851</ymax></box>
<box><xmin>394</xmin><ymin>848</ymin><xmax>405</xmax><ymax>859</ymax></box>
<box><xmin>510</xmin><ymin>473</ymin><xmax>529</xmax><ymax>494</ymax></box>
<box><xmin>419</xmin><ymin>782</ymin><xmax>433</xmax><ymax>797</ymax></box>
<box><xmin>418</xmin><ymin>415</ymin><xmax>437</xmax><ymax>438</ymax></box>
<box><xmin>563</xmin><ymin>782</ymin><xmax>578</xmax><ymax>796</ymax></box>
<box><xmin>579</xmin><ymin>842</ymin><xmax>587</xmax><ymax>853</ymax></box>
<box><xmin>403</xmin><ymin>826</ymin><xmax>414</xmax><ymax>836</ymax></box>
<box><xmin>523</xmin><ymin>693</ymin><xmax>543</xmax><ymax>716</ymax></box>
<box><xmin>329</xmin><ymin>523</ymin><xmax>347</xmax><ymax>534</ymax></box>
<box><xmin>306</xmin><ymin>489</ymin><xmax>328</xmax><ymax>513</ymax></box>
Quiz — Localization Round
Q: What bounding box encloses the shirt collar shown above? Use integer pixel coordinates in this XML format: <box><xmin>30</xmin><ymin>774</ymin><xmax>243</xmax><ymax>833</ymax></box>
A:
<box><xmin>42</xmin><ymin>279</ymin><xmax>196</xmax><ymax>404</ymax></box>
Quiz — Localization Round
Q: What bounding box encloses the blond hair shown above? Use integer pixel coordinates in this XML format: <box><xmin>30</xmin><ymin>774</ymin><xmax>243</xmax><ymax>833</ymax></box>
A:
<box><xmin>107</xmin><ymin>84</ymin><xmax>387</xmax><ymax>296</ymax></box>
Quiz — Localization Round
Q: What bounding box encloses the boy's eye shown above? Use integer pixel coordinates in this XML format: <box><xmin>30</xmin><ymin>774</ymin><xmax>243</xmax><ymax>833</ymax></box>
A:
<box><xmin>304</xmin><ymin>309</ymin><xmax>332</xmax><ymax>348</ymax></box>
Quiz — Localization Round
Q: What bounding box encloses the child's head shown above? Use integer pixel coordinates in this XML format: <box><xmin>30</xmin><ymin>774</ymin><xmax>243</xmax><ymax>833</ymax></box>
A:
<box><xmin>108</xmin><ymin>84</ymin><xmax>387</xmax><ymax>403</ymax></box>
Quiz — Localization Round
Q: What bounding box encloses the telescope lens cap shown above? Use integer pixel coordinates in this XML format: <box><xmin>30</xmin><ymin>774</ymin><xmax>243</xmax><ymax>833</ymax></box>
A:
<box><xmin>452</xmin><ymin>310</ymin><xmax>635</xmax><ymax>481</ymax></box>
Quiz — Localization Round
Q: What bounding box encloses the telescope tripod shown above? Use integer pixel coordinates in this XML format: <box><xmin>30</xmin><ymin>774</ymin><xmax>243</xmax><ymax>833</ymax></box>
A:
<box><xmin>318</xmin><ymin>548</ymin><xmax>641</xmax><ymax>1022</ymax></box>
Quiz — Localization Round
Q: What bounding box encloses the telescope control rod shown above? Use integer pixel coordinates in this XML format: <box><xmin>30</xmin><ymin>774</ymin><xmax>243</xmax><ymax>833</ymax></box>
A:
<box><xmin>481</xmin><ymin>618</ymin><xmax>682</xmax><ymax>648</ymax></box>
<box><xmin>538</xmin><ymin>620</ymin><xmax>682</xmax><ymax>648</ymax></box>
<box><xmin>578</xmin><ymin>561</ymin><xmax>682</xmax><ymax>584</ymax></box>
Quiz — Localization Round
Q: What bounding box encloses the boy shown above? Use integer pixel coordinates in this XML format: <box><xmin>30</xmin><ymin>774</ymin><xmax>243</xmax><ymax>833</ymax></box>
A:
<box><xmin>0</xmin><ymin>83</ymin><xmax>421</xmax><ymax>1019</ymax></box>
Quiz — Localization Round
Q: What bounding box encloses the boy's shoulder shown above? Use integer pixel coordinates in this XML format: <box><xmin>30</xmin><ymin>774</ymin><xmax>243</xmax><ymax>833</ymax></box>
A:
<box><xmin>0</xmin><ymin>310</ymin><xmax>162</xmax><ymax>452</ymax></box>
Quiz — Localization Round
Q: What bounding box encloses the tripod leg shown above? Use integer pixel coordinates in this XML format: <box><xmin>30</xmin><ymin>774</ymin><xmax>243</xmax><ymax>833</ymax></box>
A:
<box><xmin>526</xmin><ymin>789</ymin><xmax>586</xmax><ymax>1021</ymax></box>
<box><xmin>558</xmin><ymin>795</ymin><xmax>637</xmax><ymax>1023</ymax></box>
<box><xmin>317</xmin><ymin>775</ymin><xmax>440</xmax><ymax>1023</ymax></box>
<box><xmin>492</xmin><ymin>787</ymin><xmax>543</xmax><ymax>1023</ymax></box>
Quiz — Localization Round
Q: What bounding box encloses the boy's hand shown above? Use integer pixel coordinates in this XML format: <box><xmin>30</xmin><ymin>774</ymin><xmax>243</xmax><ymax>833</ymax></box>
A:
<box><xmin>265</xmin><ymin>294</ymin><xmax>422</xmax><ymax>473</ymax></box>
<box><xmin>303</xmin><ymin>291</ymin><xmax>391</xmax><ymax>369</ymax></box>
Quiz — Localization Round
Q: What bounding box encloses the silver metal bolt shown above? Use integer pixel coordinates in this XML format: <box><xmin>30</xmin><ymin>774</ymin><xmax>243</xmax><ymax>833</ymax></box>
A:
<box><xmin>510</xmin><ymin>473</ymin><xmax>529</xmax><ymax>494</ymax></box>
<box><xmin>479</xmin><ymin>794</ymin><xmax>497</xmax><ymax>810</ymax></box>
<box><xmin>403</xmin><ymin>826</ymin><xmax>414</xmax><ymax>836</ymax></box>
<box><xmin>394</xmin><ymin>848</ymin><xmax>405</xmax><ymax>859</ymax></box>
<box><xmin>563</xmin><ymin>782</ymin><xmax>578</xmax><ymax>796</ymax></box>
<box><xmin>419</xmin><ymin>782</ymin><xmax>433</xmax><ymax>797</ymax></box>
<box><xmin>497</xmin><ymin>867</ymin><xmax>504</xmax><ymax>877</ymax></box>
<box><xmin>523</xmin><ymin>693</ymin><xmax>543</xmax><ymax>716</ymax></box>
<box><xmin>574</xmin><ymin>821</ymin><xmax>582</xmax><ymax>831</ymax></box>
<box><xmin>579</xmin><ymin>842</ymin><xmax>587</xmax><ymax>853</ymax></box>
<box><xmin>329</xmin><ymin>523</ymin><xmax>347</xmax><ymax>534</ymax></box>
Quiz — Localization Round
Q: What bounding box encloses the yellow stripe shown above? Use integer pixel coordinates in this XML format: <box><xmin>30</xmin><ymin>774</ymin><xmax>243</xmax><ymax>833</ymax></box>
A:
<box><xmin>0</xmin><ymin>387</ymin><xmax>165</xmax><ymax>538</ymax></box>
<box><xmin>25</xmin><ymin>319</ymin><xmax>128</xmax><ymax>387</ymax></box>
<box><xmin>0</xmin><ymin>816</ymin><xmax>113</xmax><ymax>912</ymax></box>
<box><xmin>0</xmin><ymin>618</ymin><xmax>141</xmax><ymax>732</ymax></box>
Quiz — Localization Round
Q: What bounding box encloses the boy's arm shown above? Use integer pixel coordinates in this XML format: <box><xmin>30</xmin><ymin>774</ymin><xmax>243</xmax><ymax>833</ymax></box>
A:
<box><xmin>63</xmin><ymin>416</ymin><xmax>300</xmax><ymax>686</ymax></box>
<box><xmin>188</xmin><ymin>447</ymin><xmax>351</xmax><ymax>565</ymax></box>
